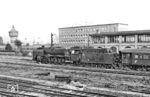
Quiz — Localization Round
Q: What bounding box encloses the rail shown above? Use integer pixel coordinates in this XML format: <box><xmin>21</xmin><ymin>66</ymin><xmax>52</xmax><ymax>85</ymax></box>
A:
<box><xmin>1</xmin><ymin>61</ymin><xmax>150</xmax><ymax>77</ymax></box>
<box><xmin>0</xmin><ymin>76</ymin><xmax>116</xmax><ymax>97</ymax></box>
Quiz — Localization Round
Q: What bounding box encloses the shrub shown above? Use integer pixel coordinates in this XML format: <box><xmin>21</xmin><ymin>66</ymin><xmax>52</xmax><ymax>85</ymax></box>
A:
<box><xmin>5</xmin><ymin>43</ymin><xmax>13</xmax><ymax>51</ymax></box>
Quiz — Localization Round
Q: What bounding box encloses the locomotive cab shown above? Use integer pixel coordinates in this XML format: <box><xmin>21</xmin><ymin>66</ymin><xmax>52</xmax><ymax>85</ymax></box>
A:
<box><xmin>70</xmin><ymin>48</ymin><xmax>82</xmax><ymax>64</ymax></box>
<box><xmin>70</xmin><ymin>47</ymin><xmax>117</xmax><ymax>68</ymax></box>
<box><xmin>121</xmin><ymin>53</ymin><xmax>132</xmax><ymax>65</ymax></box>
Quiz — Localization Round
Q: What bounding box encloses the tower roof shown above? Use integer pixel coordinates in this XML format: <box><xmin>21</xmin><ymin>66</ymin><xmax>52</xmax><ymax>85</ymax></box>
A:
<box><xmin>9</xmin><ymin>25</ymin><xmax>18</xmax><ymax>37</ymax></box>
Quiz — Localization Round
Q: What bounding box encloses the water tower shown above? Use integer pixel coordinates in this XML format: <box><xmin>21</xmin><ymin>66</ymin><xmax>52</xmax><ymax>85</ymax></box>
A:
<box><xmin>9</xmin><ymin>25</ymin><xmax>18</xmax><ymax>49</ymax></box>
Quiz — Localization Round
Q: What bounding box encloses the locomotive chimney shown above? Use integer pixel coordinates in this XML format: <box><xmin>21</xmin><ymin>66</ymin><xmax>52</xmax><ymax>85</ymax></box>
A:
<box><xmin>51</xmin><ymin>33</ymin><xmax>53</xmax><ymax>47</ymax></box>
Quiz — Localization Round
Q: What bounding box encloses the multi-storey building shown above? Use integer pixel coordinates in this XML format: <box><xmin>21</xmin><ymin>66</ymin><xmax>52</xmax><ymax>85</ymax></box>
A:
<box><xmin>90</xmin><ymin>30</ymin><xmax>150</xmax><ymax>52</ymax></box>
<box><xmin>59</xmin><ymin>23</ymin><xmax>128</xmax><ymax>48</ymax></box>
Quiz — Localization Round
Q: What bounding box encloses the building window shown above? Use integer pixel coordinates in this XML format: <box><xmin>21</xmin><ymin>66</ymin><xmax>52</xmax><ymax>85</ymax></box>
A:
<box><xmin>138</xmin><ymin>34</ymin><xmax>150</xmax><ymax>42</ymax></box>
<box><xmin>122</xmin><ymin>35</ymin><xmax>135</xmax><ymax>43</ymax></box>
<box><xmin>92</xmin><ymin>36</ymin><xmax>105</xmax><ymax>44</ymax></box>
<box><xmin>108</xmin><ymin>36</ymin><xmax>119</xmax><ymax>43</ymax></box>
<box><xmin>96</xmin><ymin>29</ymin><xmax>99</xmax><ymax>33</ymax></box>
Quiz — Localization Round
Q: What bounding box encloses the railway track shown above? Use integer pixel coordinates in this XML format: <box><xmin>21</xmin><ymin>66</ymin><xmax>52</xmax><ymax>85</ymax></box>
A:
<box><xmin>0</xmin><ymin>75</ymin><xmax>150</xmax><ymax>97</ymax></box>
<box><xmin>1</xmin><ymin>55</ymin><xmax>150</xmax><ymax>76</ymax></box>
<box><xmin>0</xmin><ymin>90</ymin><xmax>38</xmax><ymax>97</ymax></box>
<box><xmin>0</xmin><ymin>75</ymin><xmax>116</xmax><ymax>97</ymax></box>
<box><xmin>1</xmin><ymin>60</ymin><xmax>150</xmax><ymax>77</ymax></box>
<box><xmin>1</xmin><ymin>56</ymin><xmax>150</xmax><ymax>96</ymax></box>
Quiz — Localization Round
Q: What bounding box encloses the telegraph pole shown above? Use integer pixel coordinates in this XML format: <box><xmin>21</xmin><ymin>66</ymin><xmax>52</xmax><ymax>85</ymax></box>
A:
<box><xmin>51</xmin><ymin>33</ymin><xmax>53</xmax><ymax>47</ymax></box>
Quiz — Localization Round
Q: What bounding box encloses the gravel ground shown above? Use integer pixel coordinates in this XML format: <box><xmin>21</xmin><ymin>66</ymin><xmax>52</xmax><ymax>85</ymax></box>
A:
<box><xmin>0</xmin><ymin>55</ymin><xmax>150</xmax><ymax>94</ymax></box>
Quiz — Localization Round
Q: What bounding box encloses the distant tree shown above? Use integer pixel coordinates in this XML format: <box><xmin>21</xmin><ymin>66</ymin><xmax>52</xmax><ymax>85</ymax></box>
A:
<box><xmin>14</xmin><ymin>40</ymin><xmax>22</xmax><ymax>48</ymax></box>
<box><xmin>5</xmin><ymin>43</ymin><xmax>12</xmax><ymax>51</ymax></box>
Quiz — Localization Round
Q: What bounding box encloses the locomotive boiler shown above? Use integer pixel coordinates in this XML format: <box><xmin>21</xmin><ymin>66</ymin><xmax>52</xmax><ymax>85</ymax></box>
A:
<box><xmin>33</xmin><ymin>46</ymin><xmax>70</xmax><ymax>64</ymax></box>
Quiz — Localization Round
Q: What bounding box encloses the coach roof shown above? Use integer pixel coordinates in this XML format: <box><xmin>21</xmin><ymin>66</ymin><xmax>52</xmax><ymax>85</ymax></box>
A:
<box><xmin>120</xmin><ymin>48</ymin><xmax>150</xmax><ymax>54</ymax></box>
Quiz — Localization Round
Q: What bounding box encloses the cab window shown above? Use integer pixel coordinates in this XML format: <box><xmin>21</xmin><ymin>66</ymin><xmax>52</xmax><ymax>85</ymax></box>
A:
<box><xmin>122</xmin><ymin>53</ymin><xmax>130</xmax><ymax>59</ymax></box>
<box><xmin>134</xmin><ymin>54</ymin><xmax>138</xmax><ymax>59</ymax></box>
<box><xmin>71</xmin><ymin>50</ymin><xmax>80</xmax><ymax>54</ymax></box>
<box><xmin>75</xmin><ymin>50</ymin><xmax>80</xmax><ymax>54</ymax></box>
<box><xmin>71</xmin><ymin>50</ymin><xmax>75</xmax><ymax>54</ymax></box>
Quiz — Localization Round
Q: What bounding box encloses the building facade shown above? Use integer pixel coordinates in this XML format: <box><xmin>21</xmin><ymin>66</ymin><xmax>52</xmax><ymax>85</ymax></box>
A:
<box><xmin>59</xmin><ymin>23</ymin><xmax>128</xmax><ymax>48</ymax></box>
<box><xmin>90</xmin><ymin>30</ymin><xmax>150</xmax><ymax>52</ymax></box>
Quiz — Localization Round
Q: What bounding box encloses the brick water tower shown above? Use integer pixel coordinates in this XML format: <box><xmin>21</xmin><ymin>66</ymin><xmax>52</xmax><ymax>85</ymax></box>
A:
<box><xmin>9</xmin><ymin>25</ymin><xmax>18</xmax><ymax>50</ymax></box>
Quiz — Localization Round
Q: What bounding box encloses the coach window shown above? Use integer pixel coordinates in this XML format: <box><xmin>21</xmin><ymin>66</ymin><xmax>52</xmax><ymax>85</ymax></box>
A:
<box><xmin>143</xmin><ymin>54</ymin><xmax>149</xmax><ymax>59</ymax></box>
<box><xmin>138</xmin><ymin>54</ymin><xmax>143</xmax><ymax>59</ymax></box>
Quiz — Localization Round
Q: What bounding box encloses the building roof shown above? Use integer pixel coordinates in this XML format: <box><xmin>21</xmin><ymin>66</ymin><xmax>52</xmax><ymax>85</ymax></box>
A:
<box><xmin>59</xmin><ymin>23</ymin><xmax>128</xmax><ymax>29</ymax></box>
<box><xmin>90</xmin><ymin>29</ymin><xmax>150</xmax><ymax>36</ymax></box>
<box><xmin>120</xmin><ymin>48</ymin><xmax>150</xmax><ymax>54</ymax></box>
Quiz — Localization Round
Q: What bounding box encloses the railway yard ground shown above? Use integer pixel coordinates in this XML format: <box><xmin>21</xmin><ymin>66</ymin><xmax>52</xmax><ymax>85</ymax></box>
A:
<box><xmin>0</xmin><ymin>55</ymin><xmax>150</xmax><ymax>97</ymax></box>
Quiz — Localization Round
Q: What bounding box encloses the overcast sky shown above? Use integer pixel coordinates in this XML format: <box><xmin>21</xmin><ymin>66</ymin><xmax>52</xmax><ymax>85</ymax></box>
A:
<box><xmin>0</xmin><ymin>0</ymin><xmax>150</xmax><ymax>44</ymax></box>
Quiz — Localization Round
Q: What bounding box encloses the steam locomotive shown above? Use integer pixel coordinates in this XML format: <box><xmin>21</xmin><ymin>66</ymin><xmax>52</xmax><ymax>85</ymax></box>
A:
<box><xmin>33</xmin><ymin>46</ymin><xmax>70</xmax><ymax>64</ymax></box>
<box><xmin>33</xmin><ymin>46</ymin><xmax>119</xmax><ymax>68</ymax></box>
<box><xmin>33</xmin><ymin>46</ymin><xmax>150</xmax><ymax>71</ymax></box>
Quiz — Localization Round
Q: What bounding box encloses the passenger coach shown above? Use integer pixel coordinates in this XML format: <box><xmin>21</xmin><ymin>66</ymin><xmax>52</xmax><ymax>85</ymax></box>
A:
<box><xmin>120</xmin><ymin>48</ymin><xmax>150</xmax><ymax>70</ymax></box>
